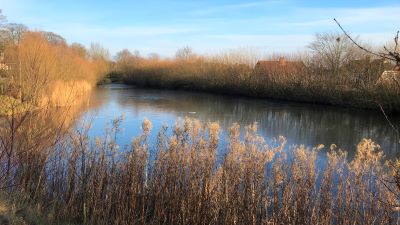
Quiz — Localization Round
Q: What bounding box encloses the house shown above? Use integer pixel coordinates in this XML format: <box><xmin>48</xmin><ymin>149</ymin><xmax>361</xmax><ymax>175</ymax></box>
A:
<box><xmin>376</xmin><ymin>64</ymin><xmax>400</xmax><ymax>86</ymax></box>
<box><xmin>337</xmin><ymin>57</ymin><xmax>399</xmax><ymax>88</ymax></box>
<box><xmin>255</xmin><ymin>57</ymin><xmax>305</xmax><ymax>76</ymax></box>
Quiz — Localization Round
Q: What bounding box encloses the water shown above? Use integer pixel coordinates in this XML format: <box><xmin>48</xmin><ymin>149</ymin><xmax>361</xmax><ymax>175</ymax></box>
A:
<box><xmin>77</xmin><ymin>84</ymin><xmax>400</xmax><ymax>159</ymax></box>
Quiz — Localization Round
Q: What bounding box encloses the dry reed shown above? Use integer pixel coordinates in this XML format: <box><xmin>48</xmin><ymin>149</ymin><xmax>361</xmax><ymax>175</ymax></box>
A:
<box><xmin>1</xmin><ymin>117</ymin><xmax>398</xmax><ymax>224</ymax></box>
<box><xmin>112</xmin><ymin>51</ymin><xmax>400</xmax><ymax>112</ymax></box>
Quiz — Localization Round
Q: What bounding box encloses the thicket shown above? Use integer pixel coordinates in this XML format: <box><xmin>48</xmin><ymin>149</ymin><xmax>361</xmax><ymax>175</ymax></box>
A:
<box><xmin>109</xmin><ymin>34</ymin><xmax>400</xmax><ymax>111</ymax></box>
<box><xmin>0</xmin><ymin>14</ymin><xmax>110</xmax><ymax>110</ymax></box>
<box><xmin>0</xmin><ymin>118</ymin><xmax>399</xmax><ymax>224</ymax></box>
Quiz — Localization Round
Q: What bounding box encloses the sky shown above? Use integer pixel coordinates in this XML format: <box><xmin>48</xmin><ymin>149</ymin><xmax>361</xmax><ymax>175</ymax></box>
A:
<box><xmin>0</xmin><ymin>0</ymin><xmax>399</xmax><ymax>57</ymax></box>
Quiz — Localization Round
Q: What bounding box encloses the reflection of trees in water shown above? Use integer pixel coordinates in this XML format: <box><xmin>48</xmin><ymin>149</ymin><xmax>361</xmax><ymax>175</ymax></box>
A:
<box><xmin>0</xmin><ymin>97</ymin><xmax>95</xmax><ymax>187</ymax></box>
<box><xmin>0</xmin><ymin>98</ymin><xmax>95</xmax><ymax>142</ymax></box>
<box><xmin>91</xmin><ymin>85</ymin><xmax>400</xmax><ymax>158</ymax></box>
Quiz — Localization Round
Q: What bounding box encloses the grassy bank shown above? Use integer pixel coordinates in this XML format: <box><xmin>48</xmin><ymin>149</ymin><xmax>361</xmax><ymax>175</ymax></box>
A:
<box><xmin>0</xmin><ymin>118</ymin><xmax>399</xmax><ymax>224</ymax></box>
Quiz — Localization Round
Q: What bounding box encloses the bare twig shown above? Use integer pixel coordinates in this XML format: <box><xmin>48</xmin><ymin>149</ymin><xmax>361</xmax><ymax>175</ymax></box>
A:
<box><xmin>378</xmin><ymin>103</ymin><xmax>399</xmax><ymax>137</ymax></box>
<box><xmin>334</xmin><ymin>19</ymin><xmax>389</xmax><ymax>60</ymax></box>
<box><xmin>334</xmin><ymin>18</ymin><xmax>400</xmax><ymax>66</ymax></box>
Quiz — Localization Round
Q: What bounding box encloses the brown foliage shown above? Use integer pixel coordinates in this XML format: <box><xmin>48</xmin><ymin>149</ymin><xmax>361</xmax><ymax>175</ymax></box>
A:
<box><xmin>3</xmin><ymin>31</ymin><xmax>107</xmax><ymax>103</ymax></box>
<box><xmin>1</xmin><ymin>118</ymin><xmax>398</xmax><ymax>224</ymax></box>
<box><xmin>110</xmin><ymin>46</ymin><xmax>400</xmax><ymax>111</ymax></box>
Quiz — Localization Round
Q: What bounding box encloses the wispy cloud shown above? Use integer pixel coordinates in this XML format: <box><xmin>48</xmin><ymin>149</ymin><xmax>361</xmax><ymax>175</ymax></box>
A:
<box><xmin>191</xmin><ymin>0</ymin><xmax>281</xmax><ymax>16</ymax></box>
<box><xmin>214</xmin><ymin>5</ymin><xmax>400</xmax><ymax>29</ymax></box>
<box><xmin>203</xmin><ymin>34</ymin><xmax>313</xmax><ymax>53</ymax></box>
<box><xmin>56</xmin><ymin>25</ymin><xmax>199</xmax><ymax>38</ymax></box>
<box><xmin>297</xmin><ymin>6</ymin><xmax>400</xmax><ymax>25</ymax></box>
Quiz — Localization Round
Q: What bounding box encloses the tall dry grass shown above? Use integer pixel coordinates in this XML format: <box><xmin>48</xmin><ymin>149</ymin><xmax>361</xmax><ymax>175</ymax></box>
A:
<box><xmin>2</xmin><ymin>31</ymin><xmax>108</xmax><ymax>108</ymax></box>
<box><xmin>1</xmin><ymin>117</ymin><xmax>398</xmax><ymax>224</ymax></box>
<box><xmin>110</xmin><ymin>49</ymin><xmax>400</xmax><ymax>111</ymax></box>
<box><xmin>115</xmin><ymin>56</ymin><xmax>253</xmax><ymax>95</ymax></box>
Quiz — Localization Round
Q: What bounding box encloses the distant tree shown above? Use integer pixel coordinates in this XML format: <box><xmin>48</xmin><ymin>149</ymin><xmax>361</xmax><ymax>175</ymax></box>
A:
<box><xmin>148</xmin><ymin>52</ymin><xmax>160</xmax><ymax>61</ymax></box>
<box><xmin>334</xmin><ymin>19</ymin><xmax>399</xmax><ymax>70</ymax></box>
<box><xmin>308</xmin><ymin>32</ymin><xmax>364</xmax><ymax>76</ymax></box>
<box><xmin>0</xmin><ymin>11</ymin><xmax>27</xmax><ymax>45</ymax></box>
<box><xmin>175</xmin><ymin>46</ymin><xmax>194</xmax><ymax>61</ymax></box>
<box><xmin>115</xmin><ymin>49</ymin><xmax>133</xmax><ymax>62</ymax></box>
<box><xmin>89</xmin><ymin>42</ymin><xmax>110</xmax><ymax>61</ymax></box>
<box><xmin>42</xmin><ymin>31</ymin><xmax>66</xmax><ymax>45</ymax></box>
<box><xmin>133</xmin><ymin>50</ymin><xmax>141</xmax><ymax>58</ymax></box>
<box><xmin>114</xmin><ymin>49</ymin><xmax>140</xmax><ymax>72</ymax></box>
<box><xmin>2</xmin><ymin>23</ymin><xmax>28</xmax><ymax>44</ymax></box>
<box><xmin>87</xmin><ymin>43</ymin><xmax>110</xmax><ymax>77</ymax></box>
<box><xmin>0</xmin><ymin>9</ymin><xmax>6</xmax><ymax>24</ymax></box>
<box><xmin>70</xmin><ymin>42</ymin><xmax>88</xmax><ymax>58</ymax></box>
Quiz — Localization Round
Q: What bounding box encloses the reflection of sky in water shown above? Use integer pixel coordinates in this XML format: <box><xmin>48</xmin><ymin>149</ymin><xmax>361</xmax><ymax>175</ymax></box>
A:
<box><xmin>77</xmin><ymin>84</ymin><xmax>400</xmax><ymax>161</ymax></box>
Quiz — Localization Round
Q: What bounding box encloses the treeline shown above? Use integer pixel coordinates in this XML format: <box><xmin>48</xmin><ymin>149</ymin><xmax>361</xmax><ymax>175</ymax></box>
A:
<box><xmin>107</xmin><ymin>33</ymin><xmax>400</xmax><ymax>111</ymax></box>
<box><xmin>0</xmin><ymin>17</ymin><xmax>109</xmax><ymax>107</ymax></box>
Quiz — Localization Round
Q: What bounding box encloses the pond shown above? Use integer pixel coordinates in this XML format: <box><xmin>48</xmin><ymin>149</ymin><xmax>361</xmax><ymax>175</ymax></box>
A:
<box><xmin>78</xmin><ymin>84</ymin><xmax>400</xmax><ymax>160</ymax></box>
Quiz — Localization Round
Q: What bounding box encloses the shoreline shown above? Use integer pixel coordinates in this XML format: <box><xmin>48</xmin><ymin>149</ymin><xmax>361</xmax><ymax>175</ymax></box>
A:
<box><xmin>101</xmin><ymin>80</ymin><xmax>399</xmax><ymax>114</ymax></box>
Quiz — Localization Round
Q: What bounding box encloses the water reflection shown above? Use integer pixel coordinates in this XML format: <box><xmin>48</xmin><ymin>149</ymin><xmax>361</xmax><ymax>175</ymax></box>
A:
<box><xmin>81</xmin><ymin>84</ymin><xmax>400</xmax><ymax>159</ymax></box>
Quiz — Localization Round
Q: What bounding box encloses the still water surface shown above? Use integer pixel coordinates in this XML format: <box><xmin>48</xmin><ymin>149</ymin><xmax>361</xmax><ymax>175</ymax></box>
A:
<box><xmin>78</xmin><ymin>84</ymin><xmax>400</xmax><ymax>159</ymax></box>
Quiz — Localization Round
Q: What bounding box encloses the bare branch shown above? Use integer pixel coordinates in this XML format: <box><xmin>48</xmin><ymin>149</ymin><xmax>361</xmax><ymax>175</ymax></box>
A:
<box><xmin>334</xmin><ymin>18</ymin><xmax>400</xmax><ymax>65</ymax></box>
<box><xmin>378</xmin><ymin>103</ymin><xmax>399</xmax><ymax>137</ymax></box>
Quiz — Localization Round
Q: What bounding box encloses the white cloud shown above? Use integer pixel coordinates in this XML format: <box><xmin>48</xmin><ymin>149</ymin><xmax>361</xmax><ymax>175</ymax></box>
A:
<box><xmin>295</xmin><ymin>6</ymin><xmax>400</xmax><ymax>27</ymax></box>
<box><xmin>191</xmin><ymin>0</ymin><xmax>282</xmax><ymax>16</ymax></box>
<box><xmin>55</xmin><ymin>25</ymin><xmax>198</xmax><ymax>38</ymax></box>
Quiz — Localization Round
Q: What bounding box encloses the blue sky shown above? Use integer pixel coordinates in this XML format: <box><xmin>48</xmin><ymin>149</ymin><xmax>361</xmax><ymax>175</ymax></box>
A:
<box><xmin>0</xmin><ymin>0</ymin><xmax>399</xmax><ymax>57</ymax></box>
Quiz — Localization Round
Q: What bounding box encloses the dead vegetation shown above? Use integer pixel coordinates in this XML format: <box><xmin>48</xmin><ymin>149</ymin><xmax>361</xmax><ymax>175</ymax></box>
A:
<box><xmin>108</xmin><ymin>34</ymin><xmax>400</xmax><ymax>111</ymax></box>
<box><xmin>0</xmin><ymin>117</ymin><xmax>398</xmax><ymax>224</ymax></box>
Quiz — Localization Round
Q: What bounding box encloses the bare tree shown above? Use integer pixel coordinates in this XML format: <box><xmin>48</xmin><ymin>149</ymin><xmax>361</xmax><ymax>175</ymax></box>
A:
<box><xmin>308</xmin><ymin>32</ymin><xmax>364</xmax><ymax>76</ymax></box>
<box><xmin>175</xmin><ymin>46</ymin><xmax>194</xmax><ymax>61</ymax></box>
<box><xmin>115</xmin><ymin>49</ymin><xmax>133</xmax><ymax>62</ymax></box>
<box><xmin>114</xmin><ymin>49</ymin><xmax>141</xmax><ymax>72</ymax></box>
<box><xmin>2</xmin><ymin>23</ymin><xmax>28</xmax><ymax>44</ymax></box>
<box><xmin>334</xmin><ymin>18</ymin><xmax>399</xmax><ymax>68</ymax></box>
<box><xmin>148</xmin><ymin>52</ymin><xmax>160</xmax><ymax>61</ymax></box>
<box><xmin>0</xmin><ymin>9</ymin><xmax>6</xmax><ymax>24</ymax></box>
<box><xmin>70</xmin><ymin>42</ymin><xmax>88</xmax><ymax>58</ymax></box>
<box><xmin>133</xmin><ymin>50</ymin><xmax>141</xmax><ymax>58</ymax></box>
<box><xmin>89</xmin><ymin>42</ymin><xmax>110</xmax><ymax>61</ymax></box>
<box><xmin>42</xmin><ymin>31</ymin><xmax>66</xmax><ymax>46</ymax></box>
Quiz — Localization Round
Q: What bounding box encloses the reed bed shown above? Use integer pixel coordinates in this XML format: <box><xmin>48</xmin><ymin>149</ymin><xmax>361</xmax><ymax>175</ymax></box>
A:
<box><xmin>1</xmin><ymin>31</ymin><xmax>108</xmax><ymax>111</ymax></box>
<box><xmin>1</xmin><ymin>117</ymin><xmax>399</xmax><ymax>224</ymax></box>
<box><xmin>112</xmin><ymin>54</ymin><xmax>400</xmax><ymax>112</ymax></box>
